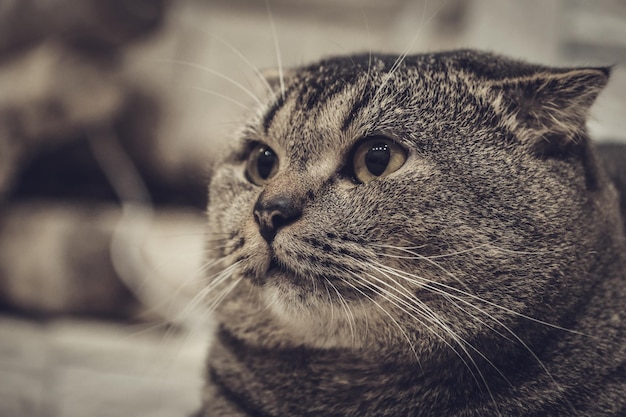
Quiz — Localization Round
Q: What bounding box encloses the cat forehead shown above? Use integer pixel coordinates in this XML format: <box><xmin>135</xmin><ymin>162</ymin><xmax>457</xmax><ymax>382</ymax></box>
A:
<box><xmin>263</xmin><ymin>49</ymin><xmax>560</xmax><ymax>104</ymax></box>
<box><xmin>245</xmin><ymin>52</ymin><xmax>495</xmax><ymax>154</ymax></box>
<box><xmin>238</xmin><ymin>49</ymin><xmax>598</xmax><ymax>166</ymax></box>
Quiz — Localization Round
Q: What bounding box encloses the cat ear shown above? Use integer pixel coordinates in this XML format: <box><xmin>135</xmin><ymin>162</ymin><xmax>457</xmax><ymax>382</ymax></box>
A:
<box><xmin>491</xmin><ymin>67</ymin><xmax>610</xmax><ymax>149</ymax></box>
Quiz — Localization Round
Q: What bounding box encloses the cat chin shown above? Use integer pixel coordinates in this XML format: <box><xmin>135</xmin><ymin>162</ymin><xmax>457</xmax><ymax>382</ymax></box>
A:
<box><xmin>260</xmin><ymin>283</ymin><xmax>372</xmax><ymax>350</ymax></box>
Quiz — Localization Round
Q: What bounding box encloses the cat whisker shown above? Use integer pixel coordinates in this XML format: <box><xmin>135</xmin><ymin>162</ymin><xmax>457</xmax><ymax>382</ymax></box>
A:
<box><xmin>364</xmin><ymin>264</ymin><xmax>514</xmax><ymax>385</ymax></box>
<box><xmin>122</xmin><ymin>318</ymin><xmax>180</xmax><ymax>344</ymax></box>
<box><xmin>360</xmin><ymin>9</ymin><xmax>373</xmax><ymax>104</ymax></box>
<box><xmin>371</xmin><ymin>0</ymin><xmax>427</xmax><ymax>105</ymax></box>
<box><xmin>344</xmin><ymin>269</ymin><xmax>503</xmax><ymax>413</ymax></box>
<box><xmin>425</xmin><ymin>242</ymin><xmax>499</xmax><ymax>259</ymax></box>
<box><xmin>480</xmin><ymin>243</ymin><xmax>560</xmax><ymax>257</ymax></box>
<box><xmin>371</xmin><ymin>0</ymin><xmax>454</xmax><ymax>110</ymax></box>
<box><xmin>375</xmin><ymin>261</ymin><xmax>541</xmax><ymax>336</ymax></box>
<box><xmin>325</xmin><ymin>277</ymin><xmax>357</xmax><ymax>347</ymax></box>
<box><xmin>158</xmin><ymin>59</ymin><xmax>264</xmax><ymax>107</ymax></box>
<box><xmin>362</xmin><ymin>269</ymin><xmax>511</xmax><ymax>415</ymax></box>
<box><xmin>194</xmin><ymin>29</ymin><xmax>274</xmax><ymax>97</ymax></box>
<box><xmin>204</xmin><ymin>245</ymin><xmax>230</xmax><ymax>254</ymax></box>
<box><xmin>438</xmin><ymin>291</ymin><xmax>516</xmax><ymax>345</ymax></box>
<box><xmin>372</xmin><ymin>243</ymin><xmax>472</xmax><ymax>292</ymax></box>
<box><xmin>131</xmin><ymin>260</ymin><xmax>230</xmax><ymax>354</ymax></box>
<box><xmin>265</xmin><ymin>0</ymin><xmax>285</xmax><ymax>100</ymax></box>
<box><xmin>188</xmin><ymin>257</ymin><xmax>229</xmax><ymax>282</ymax></box>
<box><xmin>205</xmin><ymin>243</ymin><xmax>240</xmax><ymax>257</ymax></box>
<box><xmin>199</xmin><ymin>277</ymin><xmax>243</xmax><ymax>317</ymax></box>
<box><xmin>376</xmin><ymin>238</ymin><xmax>561</xmax><ymax>261</ymax></box>
<box><xmin>145</xmin><ymin>257</ymin><xmax>225</xmax><ymax>319</ymax></box>
<box><xmin>191</xmin><ymin>86</ymin><xmax>252</xmax><ymax>110</ymax></box>
<box><xmin>356</xmin><ymin>265</ymin><xmax>509</xmax><ymax>373</ymax></box>
<box><xmin>322</xmin><ymin>278</ymin><xmax>336</xmax><ymax>324</ymax></box>
<box><xmin>337</xmin><ymin>272</ymin><xmax>421</xmax><ymax>367</ymax></box>
<box><xmin>374</xmin><ymin>261</ymin><xmax>594</xmax><ymax>339</ymax></box>
<box><xmin>372</xmin><ymin>262</ymin><xmax>570</xmax><ymax>405</ymax></box>
<box><xmin>176</xmin><ymin>261</ymin><xmax>242</xmax><ymax>323</ymax></box>
<box><xmin>375</xmin><ymin>243</ymin><xmax>429</xmax><ymax>252</ymax></box>
<box><xmin>196</xmin><ymin>259</ymin><xmax>241</xmax><ymax>287</ymax></box>
<box><xmin>431</xmin><ymin>243</ymin><xmax>555</xmax><ymax>260</ymax></box>
<box><xmin>151</xmin><ymin>259</ymin><xmax>230</xmax><ymax>327</ymax></box>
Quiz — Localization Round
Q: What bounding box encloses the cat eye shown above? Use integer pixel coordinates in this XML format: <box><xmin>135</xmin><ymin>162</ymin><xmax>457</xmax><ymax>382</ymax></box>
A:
<box><xmin>246</xmin><ymin>143</ymin><xmax>279</xmax><ymax>185</ymax></box>
<box><xmin>352</xmin><ymin>137</ymin><xmax>407</xmax><ymax>183</ymax></box>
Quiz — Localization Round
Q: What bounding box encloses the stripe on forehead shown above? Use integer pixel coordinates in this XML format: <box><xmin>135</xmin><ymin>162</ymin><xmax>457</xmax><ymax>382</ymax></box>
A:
<box><xmin>261</xmin><ymin>83</ymin><xmax>371</xmax><ymax>173</ymax></box>
<box><xmin>341</xmin><ymin>85</ymin><xmax>376</xmax><ymax>132</ymax></box>
<box><xmin>262</xmin><ymin>58</ymin><xmax>372</xmax><ymax>135</ymax></box>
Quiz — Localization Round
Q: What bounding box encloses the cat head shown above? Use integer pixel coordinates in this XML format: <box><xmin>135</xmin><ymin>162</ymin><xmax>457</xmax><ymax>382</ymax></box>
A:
<box><xmin>206</xmin><ymin>50</ymin><xmax>617</xmax><ymax>354</ymax></box>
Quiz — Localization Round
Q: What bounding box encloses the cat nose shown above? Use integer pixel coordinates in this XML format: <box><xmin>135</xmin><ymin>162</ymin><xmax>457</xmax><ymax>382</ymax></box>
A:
<box><xmin>253</xmin><ymin>194</ymin><xmax>302</xmax><ymax>242</ymax></box>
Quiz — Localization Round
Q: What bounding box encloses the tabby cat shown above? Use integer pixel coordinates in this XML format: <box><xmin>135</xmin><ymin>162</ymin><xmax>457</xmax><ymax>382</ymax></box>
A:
<box><xmin>196</xmin><ymin>50</ymin><xmax>626</xmax><ymax>416</ymax></box>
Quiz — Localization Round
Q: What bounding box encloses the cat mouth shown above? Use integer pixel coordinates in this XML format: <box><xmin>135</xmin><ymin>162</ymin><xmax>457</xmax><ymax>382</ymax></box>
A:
<box><xmin>265</xmin><ymin>256</ymin><xmax>301</xmax><ymax>283</ymax></box>
<box><xmin>267</xmin><ymin>257</ymin><xmax>291</xmax><ymax>275</ymax></box>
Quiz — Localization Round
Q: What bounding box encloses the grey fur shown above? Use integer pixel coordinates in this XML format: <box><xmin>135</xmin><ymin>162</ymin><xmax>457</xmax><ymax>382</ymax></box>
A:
<box><xmin>197</xmin><ymin>50</ymin><xmax>626</xmax><ymax>416</ymax></box>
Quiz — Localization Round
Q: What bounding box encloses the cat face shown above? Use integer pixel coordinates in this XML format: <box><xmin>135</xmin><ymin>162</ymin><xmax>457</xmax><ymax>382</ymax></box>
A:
<box><xmin>206</xmin><ymin>50</ymin><xmax>613</xmax><ymax>353</ymax></box>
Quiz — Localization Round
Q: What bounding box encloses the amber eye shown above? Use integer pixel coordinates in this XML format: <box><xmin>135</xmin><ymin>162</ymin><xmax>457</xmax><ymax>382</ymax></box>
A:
<box><xmin>352</xmin><ymin>137</ymin><xmax>407</xmax><ymax>183</ymax></box>
<box><xmin>245</xmin><ymin>143</ymin><xmax>279</xmax><ymax>185</ymax></box>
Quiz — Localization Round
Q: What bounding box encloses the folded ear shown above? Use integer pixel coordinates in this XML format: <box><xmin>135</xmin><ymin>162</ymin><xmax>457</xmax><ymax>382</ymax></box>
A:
<box><xmin>491</xmin><ymin>67</ymin><xmax>610</xmax><ymax>151</ymax></box>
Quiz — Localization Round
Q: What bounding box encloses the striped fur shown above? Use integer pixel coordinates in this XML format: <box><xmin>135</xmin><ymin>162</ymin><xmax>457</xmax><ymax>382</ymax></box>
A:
<box><xmin>197</xmin><ymin>50</ymin><xmax>625</xmax><ymax>417</ymax></box>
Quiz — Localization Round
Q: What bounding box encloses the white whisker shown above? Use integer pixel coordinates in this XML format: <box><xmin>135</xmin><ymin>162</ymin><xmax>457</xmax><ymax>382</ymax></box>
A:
<box><xmin>201</xmin><ymin>277</ymin><xmax>243</xmax><ymax>316</ymax></box>
<box><xmin>322</xmin><ymin>278</ymin><xmax>336</xmax><ymax>323</ymax></box>
<box><xmin>356</xmin><ymin>264</ymin><xmax>507</xmax><ymax>414</ymax></box>
<box><xmin>361</xmin><ymin>10</ymin><xmax>372</xmax><ymax>97</ymax></box>
<box><xmin>191</xmin><ymin>87</ymin><xmax>251</xmax><ymax>110</ymax></box>
<box><xmin>339</xmin><ymin>272</ymin><xmax>420</xmax><ymax>366</ymax></box>
<box><xmin>343</xmin><ymin>270</ymin><xmax>501</xmax><ymax>411</ymax></box>
<box><xmin>158</xmin><ymin>59</ymin><xmax>264</xmax><ymax>107</ymax></box>
<box><xmin>196</xmin><ymin>30</ymin><xmax>274</xmax><ymax>96</ymax></box>
<box><xmin>265</xmin><ymin>0</ymin><xmax>285</xmax><ymax>100</ymax></box>
<box><xmin>374</xmin><ymin>241</ymin><xmax>493</xmax><ymax>260</ymax></box>
<box><xmin>325</xmin><ymin>278</ymin><xmax>357</xmax><ymax>347</ymax></box>
<box><xmin>366</xmin><ymin>264</ymin><xmax>513</xmax><ymax>388</ymax></box>
<box><xmin>374</xmin><ymin>260</ymin><xmax>594</xmax><ymax>338</ymax></box>
<box><xmin>177</xmin><ymin>261</ymin><xmax>242</xmax><ymax>322</ymax></box>
<box><xmin>373</xmin><ymin>243</ymin><xmax>472</xmax><ymax>292</ymax></box>
<box><xmin>373</xmin><ymin>261</ymin><xmax>570</xmax><ymax>405</ymax></box>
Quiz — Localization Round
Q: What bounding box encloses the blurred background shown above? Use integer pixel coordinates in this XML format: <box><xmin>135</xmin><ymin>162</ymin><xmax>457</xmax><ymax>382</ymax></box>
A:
<box><xmin>0</xmin><ymin>0</ymin><xmax>624</xmax><ymax>416</ymax></box>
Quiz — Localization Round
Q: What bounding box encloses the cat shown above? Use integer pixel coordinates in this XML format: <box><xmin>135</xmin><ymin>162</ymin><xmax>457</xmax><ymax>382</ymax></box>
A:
<box><xmin>196</xmin><ymin>49</ymin><xmax>626</xmax><ymax>416</ymax></box>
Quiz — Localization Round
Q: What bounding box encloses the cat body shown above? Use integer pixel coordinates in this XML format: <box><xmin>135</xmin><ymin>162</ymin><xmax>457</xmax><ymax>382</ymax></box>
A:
<box><xmin>198</xmin><ymin>50</ymin><xmax>626</xmax><ymax>416</ymax></box>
